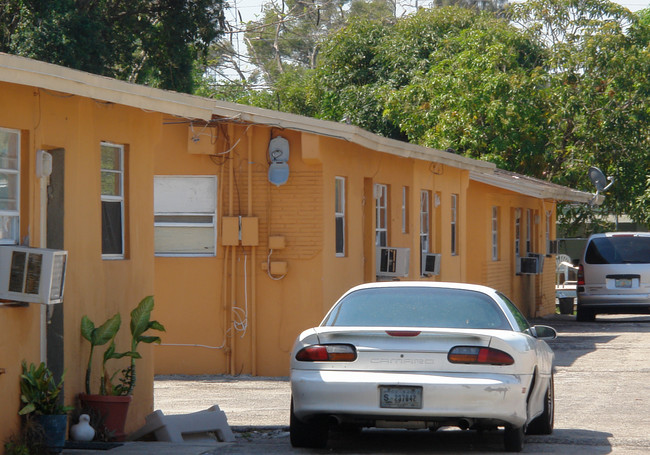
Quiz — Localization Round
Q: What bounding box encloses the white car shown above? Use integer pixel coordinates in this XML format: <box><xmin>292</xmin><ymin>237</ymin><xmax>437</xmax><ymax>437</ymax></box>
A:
<box><xmin>290</xmin><ymin>282</ymin><xmax>556</xmax><ymax>452</ymax></box>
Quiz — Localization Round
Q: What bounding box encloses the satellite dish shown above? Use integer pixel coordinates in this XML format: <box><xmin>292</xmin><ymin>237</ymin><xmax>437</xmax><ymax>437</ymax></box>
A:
<box><xmin>587</xmin><ymin>166</ymin><xmax>614</xmax><ymax>205</ymax></box>
<box><xmin>588</xmin><ymin>166</ymin><xmax>610</xmax><ymax>192</ymax></box>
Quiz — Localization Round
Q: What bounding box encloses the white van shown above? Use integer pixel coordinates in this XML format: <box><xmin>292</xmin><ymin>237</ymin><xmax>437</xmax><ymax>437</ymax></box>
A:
<box><xmin>576</xmin><ymin>232</ymin><xmax>650</xmax><ymax>321</ymax></box>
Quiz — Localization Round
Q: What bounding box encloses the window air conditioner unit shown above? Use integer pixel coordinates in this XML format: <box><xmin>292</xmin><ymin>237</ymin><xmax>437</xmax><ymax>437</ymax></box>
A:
<box><xmin>0</xmin><ymin>246</ymin><xmax>67</xmax><ymax>304</ymax></box>
<box><xmin>421</xmin><ymin>253</ymin><xmax>441</xmax><ymax>276</ymax></box>
<box><xmin>517</xmin><ymin>256</ymin><xmax>538</xmax><ymax>275</ymax></box>
<box><xmin>376</xmin><ymin>247</ymin><xmax>410</xmax><ymax>277</ymax></box>
<box><xmin>528</xmin><ymin>253</ymin><xmax>545</xmax><ymax>274</ymax></box>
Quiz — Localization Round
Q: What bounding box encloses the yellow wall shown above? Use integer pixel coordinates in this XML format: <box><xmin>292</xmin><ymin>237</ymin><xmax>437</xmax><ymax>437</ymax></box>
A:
<box><xmin>154</xmin><ymin>124</ymin><xmax>326</xmax><ymax>377</ymax></box>
<box><xmin>0</xmin><ymin>82</ymin><xmax>160</xmax><ymax>443</ymax></box>
<box><xmin>153</xmin><ymin>120</ymin><xmax>559</xmax><ymax>378</ymax></box>
<box><xmin>466</xmin><ymin>182</ymin><xmax>557</xmax><ymax>317</ymax></box>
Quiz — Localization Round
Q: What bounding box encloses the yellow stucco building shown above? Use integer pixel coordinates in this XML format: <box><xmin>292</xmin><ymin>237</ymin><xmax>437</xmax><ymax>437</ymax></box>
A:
<box><xmin>0</xmin><ymin>52</ymin><xmax>596</xmax><ymax>443</ymax></box>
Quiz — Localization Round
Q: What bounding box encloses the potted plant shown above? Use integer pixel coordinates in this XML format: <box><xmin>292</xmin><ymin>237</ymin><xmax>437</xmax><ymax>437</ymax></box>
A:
<box><xmin>78</xmin><ymin>295</ymin><xmax>165</xmax><ymax>440</ymax></box>
<box><xmin>18</xmin><ymin>361</ymin><xmax>73</xmax><ymax>454</ymax></box>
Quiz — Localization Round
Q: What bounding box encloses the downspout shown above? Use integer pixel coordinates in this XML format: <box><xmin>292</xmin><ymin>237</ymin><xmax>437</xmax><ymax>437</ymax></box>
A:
<box><xmin>538</xmin><ymin>198</ymin><xmax>549</xmax><ymax>316</ymax></box>
<box><xmin>219</xmin><ymin>151</ymin><xmax>231</xmax><ymax>374</ymax></box>
<box><xmin>39</xmin><ymin>157</ymin><xmax>48</xmax><ymax>363</ymax></box>
<box><xmin>247</xmin><ymin>128</ymin><xmax>257</xmax><ymax>375</ymax></box>
<box><xmin>228</xmin><ymin>124</ymin><xmax>236</xmax><ymax>376</ymax></box>
<box><xmin>230</xmin><ymin>230</ymin><xmax>236</xmax><ymax>375</ymax></box>
<box><xmin>222</xmin><ymin>244</ymin><xmax>230</xmax><ymax>370</ymax></box>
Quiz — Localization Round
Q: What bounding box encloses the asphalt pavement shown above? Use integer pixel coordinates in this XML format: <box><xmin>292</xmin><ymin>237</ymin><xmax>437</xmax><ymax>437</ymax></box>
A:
<box><xmin>63</xmin><ymin>313</ymin><xmax>650</xmax><ymax>454</ymax></box>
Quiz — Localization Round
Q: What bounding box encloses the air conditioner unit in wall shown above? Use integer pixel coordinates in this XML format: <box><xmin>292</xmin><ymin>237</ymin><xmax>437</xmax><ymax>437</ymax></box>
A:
<box><xmin>421</xmin><ymin>253</ymin><xmax>441</xmax><ymax>276</ymax></box>
<box><xmin>527</xmin><ymin>253</ymin><xmax>545</xmax><ymax>273</ymax></box>
<box><xmin>517</xmin><ymin>256</ymin><xmax>537</xmax><ymax>275</ymax></box>
<box><xmin>376</xmin><ymin>247</ymin><xmax>410</xmax><ymax>277</ymax></box>
<box><xmin>0</xmin><ymin>246</ymin><xmax>67</xmax><ymax>304</ymax></box>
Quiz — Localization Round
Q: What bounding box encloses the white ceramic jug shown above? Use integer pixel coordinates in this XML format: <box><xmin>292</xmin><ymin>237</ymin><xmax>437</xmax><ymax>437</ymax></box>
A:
<box><xmin>70</xmin><ymin>414</ymin><xmax>95</xmax><ymax>441</ymax></box>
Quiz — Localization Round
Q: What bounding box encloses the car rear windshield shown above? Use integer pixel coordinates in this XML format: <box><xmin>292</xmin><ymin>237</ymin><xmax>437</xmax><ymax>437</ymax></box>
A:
<box><xmin>321</xmin><ymin>287</ymin><xmax>511</xmax><ymax>330</ymax></box>
<box><xmin>585</xmin><ymin>236</ymin><xmax>650</xmax><ymax>264</ymax></box>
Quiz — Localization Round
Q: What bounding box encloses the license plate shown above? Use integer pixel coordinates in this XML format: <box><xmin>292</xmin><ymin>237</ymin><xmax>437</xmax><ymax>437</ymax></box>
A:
<box><xmin>615</xmin><ymin>278</ymin><xmax>633</xmax><ymax>288</ymax></box>
<box><xmin>379</xmin><ymin>386</ymin><xmax>422</xmax><ymax>409</ymax></box>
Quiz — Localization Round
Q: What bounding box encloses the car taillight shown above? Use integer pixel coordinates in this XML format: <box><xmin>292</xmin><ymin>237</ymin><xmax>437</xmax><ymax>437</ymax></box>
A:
<box><xmin>577</xmin><ymin>264</ymin><xmax>585</xmax><ymax>286</ymax></box>
<box><xmin>295</xmin><ymin>344</ymin><xmax>357</xmax><ymax>362</ymax></box>
<box><xmin>448</xmin><ymin>346</ymin><xmax>514</xmax><ymax>365</ymax></box>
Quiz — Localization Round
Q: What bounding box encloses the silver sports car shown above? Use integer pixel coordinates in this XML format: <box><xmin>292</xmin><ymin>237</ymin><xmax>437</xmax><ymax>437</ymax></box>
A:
<box><xmin>290</xmin><ymin>282</ymin><xmax>556</xmax><ymax>452</ymax></box>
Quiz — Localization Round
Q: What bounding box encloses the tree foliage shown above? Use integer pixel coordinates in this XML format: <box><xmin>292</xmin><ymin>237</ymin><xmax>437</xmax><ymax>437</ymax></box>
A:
<box><xmin>222</xmin><ymin>0</ymin><xmax>650</xmax><ymax>227</ymax></box>
<box><xmin>0</xmin><ymin>0</ymin><xmax>226</xmax><ymax>93</ymax></box>
<box><xmin>384</xmin><ymin>11</ymin><xmax>549</xmax><ymax>175</ymax></box>
<box><xmin>510</xmin><ymin>0</ymin><xmax>650</xmax><ymax>223</ymax></box>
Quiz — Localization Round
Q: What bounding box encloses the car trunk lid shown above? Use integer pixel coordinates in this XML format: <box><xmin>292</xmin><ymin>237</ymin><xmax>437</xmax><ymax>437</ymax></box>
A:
<box><xmin>310</xmin><ymin>326</ymin><xmax>504</xmax><ymax>373</ymax></box>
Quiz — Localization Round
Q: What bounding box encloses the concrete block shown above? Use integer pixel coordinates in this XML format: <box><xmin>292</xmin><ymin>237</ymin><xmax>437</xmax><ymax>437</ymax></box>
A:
<box><xmin>128</xmin><ymin>405</ymin><xmax>235</xmax><ymax>443</ymax></box>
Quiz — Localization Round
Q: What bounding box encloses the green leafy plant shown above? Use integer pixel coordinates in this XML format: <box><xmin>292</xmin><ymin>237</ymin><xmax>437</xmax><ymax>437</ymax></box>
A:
<box><xmin>81</xmin><ymin>312</ymin><xmax>124</xmax><ymax>395</ymax></box>
<box><xmin>3</xmin><ymin>440</ymin><xmax>31</xmax><ymax>455</ymax></box>
<box><xmin>81</xmin><ymin>295</ymin><xmax>165</xmax><ymax>396</ymax></box>
<box><xmin>3</xmin><ymin>416</ymin><xmax>46</xmax><ymax>455</ymax></box>
<box><xmin>18</xmin><ymin>361</ymin><xmax>73</xmax><ymax>416</ymax></box>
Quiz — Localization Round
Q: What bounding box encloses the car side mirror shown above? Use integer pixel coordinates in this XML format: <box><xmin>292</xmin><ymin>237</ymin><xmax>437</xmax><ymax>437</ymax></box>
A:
<box><xmin>532</xmin><ymin>325</ymin><xmax>557</xmax><ymax>340</ymax></box>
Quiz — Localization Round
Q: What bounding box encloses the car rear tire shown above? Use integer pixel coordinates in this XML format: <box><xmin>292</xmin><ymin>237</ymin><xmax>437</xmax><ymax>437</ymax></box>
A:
<box><xmin>527</xmin><ymin>374</ymin><xmax>554</xmax><ymax>435</ymax></box>
<box><xmin>290</xmin><ymin>399</ymin><xmax>328</xmax><ymax>448</ymax></box>
<box><xmin>576</xmin><ymin>306</ymin><xmax>595</xmax><ymax>322</ymax></box>
<box><xmin>503</xmin><ymin>425</ymin><xmax>525</xmax><ymax>452</ymax></box>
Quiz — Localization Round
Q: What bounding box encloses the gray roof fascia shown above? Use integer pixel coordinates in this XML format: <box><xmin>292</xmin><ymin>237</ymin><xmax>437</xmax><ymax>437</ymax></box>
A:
<box><xmin>469</xmin><ymin>169</ymin><xmax>603</xmax><ymax>205</ymax></box>
<box><xmin>211</xmin><ymin>101</ymin><xmax>496</xmax><ymax>174</ymax></box>
<box><xmin>214</xmin><ymin>101</ymin><xmax>601</xmax><ymax>204</ymax></box>
<box><xmin>0</xmin><ymin>53</ymin><xmax>214</xmax><ymax>121</ymax></box>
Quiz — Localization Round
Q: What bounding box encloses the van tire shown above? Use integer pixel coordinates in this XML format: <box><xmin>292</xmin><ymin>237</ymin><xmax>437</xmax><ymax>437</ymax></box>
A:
<box><xmin>576</xmin><ymin>307</ymin><xmax>595</xmax><ymax>322</ymax></box>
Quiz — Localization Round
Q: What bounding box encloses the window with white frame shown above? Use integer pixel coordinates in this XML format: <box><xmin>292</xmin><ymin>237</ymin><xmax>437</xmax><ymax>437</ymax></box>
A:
<box><xmin>514</xmin><ymin>208</ymin><xmax>521</xmax><ymax>258</ymax></box>
<box><xmin>0</xmin><ymin>128</ymin><xmax>20</xmax><ymax>245</ymax></box>
<box><xmin>154</xmin><ymin>176</ymin><xmax>217</xmax><ymax>256</ymax></box>
<box><xmin>335</xmin><ymin>177</ymin><xmax>346</xmax><ymax>257</ymax></box>
<box><xmin>451</xmin><ymin>193</ymin><xmax>458</xmax><ymax>255</ymax></box>
<box><xmin>375</xmin><ymin>184</ymin><xmax>388</xmax><ymax>247</ymax></box>
<box><xmin>492</xmin><ymin>206</ymin><xmax>499</xmax><ymax>261</ymax></box>
<box><xmin>101</xmin><ymin>142</ymin><xmax>125</xmax><ymax>258</ymax></box>
<box><xmin>420</xmin><ymin>190</ymin><xmax>430</xmax><ymax>254</ymax></box>
<box><xmin>526</xmin><ymin>209</ymin><xmax>532</xmax><ymax>254</ymax></box>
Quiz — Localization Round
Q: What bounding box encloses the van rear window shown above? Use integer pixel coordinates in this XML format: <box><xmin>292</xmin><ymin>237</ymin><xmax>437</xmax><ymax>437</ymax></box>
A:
<box><xmin>585</xmin><ymin>236</ymin><xmax>650</xmax><ymax>264</ymax></box>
